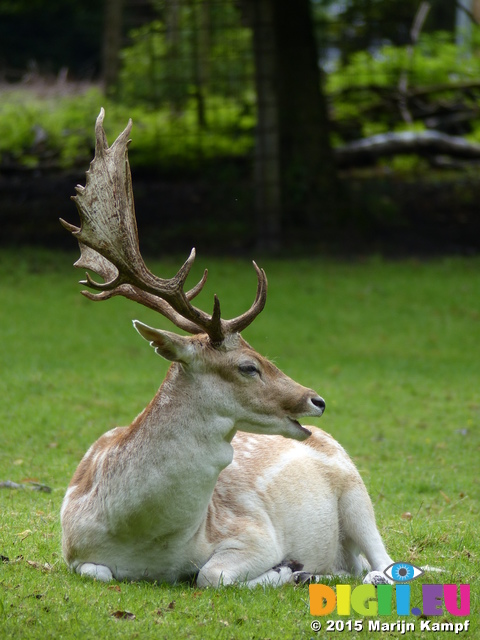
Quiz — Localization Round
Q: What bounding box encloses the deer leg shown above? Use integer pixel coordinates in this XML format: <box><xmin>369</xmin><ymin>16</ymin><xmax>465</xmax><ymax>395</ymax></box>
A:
<box><xmin>338</xmin><ymin>484</ymin><xmax>394</xmax><ymax>585</ymax></box>
<box><xmin>197</xmin><ymin>546</ymin><xmax>301</xmax><ymax>588</ymax></box>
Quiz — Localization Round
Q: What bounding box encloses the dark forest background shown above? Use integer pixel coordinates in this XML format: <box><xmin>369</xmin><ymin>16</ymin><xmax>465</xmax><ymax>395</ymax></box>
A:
<box><xmin>1</xmin><ymin>0</ymin><xmax>480</xmax><ymax>256</ymax></box>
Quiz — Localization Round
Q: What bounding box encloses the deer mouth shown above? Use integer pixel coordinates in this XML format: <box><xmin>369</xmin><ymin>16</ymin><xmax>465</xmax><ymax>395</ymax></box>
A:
<box><xmin>288</xmin><ymin>418</ymin><xmax>312</xmax><ymax>438</ymax></box>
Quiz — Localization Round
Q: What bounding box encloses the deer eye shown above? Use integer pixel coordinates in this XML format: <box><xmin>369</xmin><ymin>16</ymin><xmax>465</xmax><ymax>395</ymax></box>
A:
<box><xmin>238</xmin><ymin>363</ymin><xmax>259</xmax><ymax>377</ymax></box>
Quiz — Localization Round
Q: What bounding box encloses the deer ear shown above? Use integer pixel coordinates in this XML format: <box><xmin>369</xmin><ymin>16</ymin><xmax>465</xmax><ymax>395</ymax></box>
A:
<box><xmin>133</xmin><ymin>320</ymin><xmax>195</xmax><ymax>363</ymax></box>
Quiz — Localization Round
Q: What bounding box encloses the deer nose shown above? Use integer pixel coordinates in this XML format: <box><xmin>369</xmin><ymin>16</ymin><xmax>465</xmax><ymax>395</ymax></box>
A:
<box><xmin>311</xmin><ymin>396</ymin><xmax>326</xmax><ymax>414</ymax></box>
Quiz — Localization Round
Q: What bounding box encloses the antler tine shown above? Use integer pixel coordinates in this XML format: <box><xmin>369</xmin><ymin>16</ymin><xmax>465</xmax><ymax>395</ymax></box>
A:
<box><xmin>186</xmin><ymin>269</ymin><xmax>208</xmax><ymax>301</ymax></box>
<box><xmin>221</xmin><ymin>262</ymin><xmax>268</xmax><ymax>336</ymax></box>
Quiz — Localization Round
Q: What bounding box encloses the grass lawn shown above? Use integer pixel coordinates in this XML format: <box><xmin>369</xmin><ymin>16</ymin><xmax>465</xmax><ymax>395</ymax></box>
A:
<box><xmin>0</xmin><ymin>248</ymin><xmax>478</xmax><ymax>639</ymax></box>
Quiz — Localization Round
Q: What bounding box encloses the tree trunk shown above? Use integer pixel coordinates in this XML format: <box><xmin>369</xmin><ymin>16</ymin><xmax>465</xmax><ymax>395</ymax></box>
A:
<box><xmin>250</xmin><ymin>0</ymin><xmax>282</xmax><ymax>252</ymax></box>
<box><xmin>191</xmin><ymin>0</ymin><xmax>210</xmax><ymax>129</ymax></box>
<box><xmin>271</xmin><ymin>0</ymin><xmax>338</xmax><ymax>232</ymax></box>
<box><xmin>245</xmin><ymin>0</ymin><xmax>338</xmax><ymax>250</ymax></box>
<box><xmin>102</xmin><ymin>0</ymin><xmax>125</xmax><ymax>94</ymax></box>
<box><xmin>165</xmin><ymin>0</ymin><xmax>183</xmax><ymax>114</ymax></box>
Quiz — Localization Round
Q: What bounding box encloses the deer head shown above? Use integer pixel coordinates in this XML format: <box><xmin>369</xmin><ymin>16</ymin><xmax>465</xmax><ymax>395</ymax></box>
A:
<box><xmin>60</xmin><ymin>109</ymin><xmax>325</xmax><ymax>441</ymax></box>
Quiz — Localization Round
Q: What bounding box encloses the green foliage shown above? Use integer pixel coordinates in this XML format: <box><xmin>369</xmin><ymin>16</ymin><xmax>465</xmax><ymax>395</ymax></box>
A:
<box><xmin>328</xmin><ymin>30</ymin><xmax>480</xmax><ymax>144</ymax></box>
<box><xmin>3</xmin><ymin>14</ymin><xmax>480</xmax><ymax>177</ymax></box>
<box><xmin>119</xmin><ymin>20</ymin><xmax>176</xmax><ymax>107</ymax></box>
<box><xmin>0</xmin><ymin>87</ymin><xmax>254</xmax><ymax>170</ymax></box>
<box><xmin>0</xmin><ymin>88</ymin><xmax>104</xmax><ymax>169</ymax></box>
<box><xmin>0</xmin><ymin>2</ymin><xmax>255</xmax><ymax>171</ymax></box>
<box><xmin>313</xmin><ymin>0</ymin><xmax>456</xmax><ymax>63</ymax></box>
<box><xmin>0</xmin><ymin>249</ymin><xmax>479</xmax><ymax>638</ymax></box>
<box><xmin>118</xmin><ymin>3</ymin><xmax>254</xmax><ymax>112</ymax></box>
<box><xmin>329</xmin><ymin>31</ymin><xmax>480</xmax><ymax>93</ymax></box>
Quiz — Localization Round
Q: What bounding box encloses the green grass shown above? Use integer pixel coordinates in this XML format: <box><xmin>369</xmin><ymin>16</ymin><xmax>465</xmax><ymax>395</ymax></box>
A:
<box><xmin>0</xmin><ymin>249</ymin><xmax>478</xmax><ymax>639</ymax></box>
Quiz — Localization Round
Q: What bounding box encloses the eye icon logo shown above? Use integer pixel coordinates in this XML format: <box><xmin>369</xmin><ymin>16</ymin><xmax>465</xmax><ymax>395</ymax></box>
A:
<box><xmin>384</xmin><ymin>562</ymin><xmax>424</xmax><ymax>583</ymax></box>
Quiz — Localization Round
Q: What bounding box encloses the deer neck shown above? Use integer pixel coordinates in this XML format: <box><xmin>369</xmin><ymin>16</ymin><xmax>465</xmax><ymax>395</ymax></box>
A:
<box><xmin>134</xmin><ymin>362</ymin><xmax>236</xmax><ymax>488</ymax></box>
<box><xmin>102</xmin><ymin>364</ymin><xmax>236</xmax><ymax>542</ymax></box>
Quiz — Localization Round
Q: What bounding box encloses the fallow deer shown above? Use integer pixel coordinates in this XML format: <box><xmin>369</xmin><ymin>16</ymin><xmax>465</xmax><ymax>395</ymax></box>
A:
<box><xmin>60</xmin><ymin>109</ymin><xmax>394</xmax><ymax>587</ymax></box>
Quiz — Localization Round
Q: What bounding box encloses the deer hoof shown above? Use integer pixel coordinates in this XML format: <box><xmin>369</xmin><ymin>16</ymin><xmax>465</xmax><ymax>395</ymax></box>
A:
<box><xmin>292</xmin><ymin>571</ymin><xmax>315</xmax><ymax>585</ymax></box>
<box><xmin>363</xmin><ymin>570</ymin><xmax>392</xmax><ymax>585</ymax></box>
<box><xmin>77</xmin><ymin>562</ymin><xmax>113</xmax><ymax>582</ymax></box>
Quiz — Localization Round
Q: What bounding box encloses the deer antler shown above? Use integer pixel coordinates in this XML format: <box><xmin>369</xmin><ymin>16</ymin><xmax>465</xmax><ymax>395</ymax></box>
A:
<box><xmin>60</xmin><ymin>109</ymin><xmax>267</xmax><ymax>343</ymax></box>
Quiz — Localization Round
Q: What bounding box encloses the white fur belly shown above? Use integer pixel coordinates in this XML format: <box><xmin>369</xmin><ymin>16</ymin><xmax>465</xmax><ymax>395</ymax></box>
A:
<box><xmin>72</xmin><ymin>534</ymin><xmax>210</xmax><ymax>583</ymax></box>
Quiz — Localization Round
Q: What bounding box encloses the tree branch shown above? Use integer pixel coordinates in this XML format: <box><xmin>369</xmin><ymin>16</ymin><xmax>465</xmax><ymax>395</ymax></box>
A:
<box><xmin>335</xmin><ymin>130</ymin><xmax>480</xmax><ymax>167</ymax></box>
